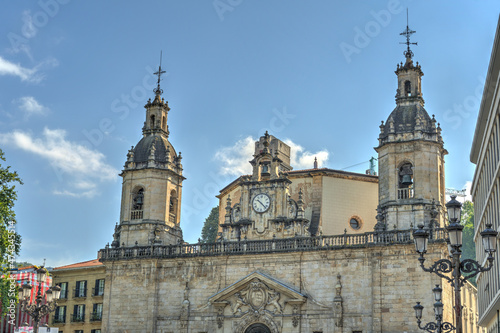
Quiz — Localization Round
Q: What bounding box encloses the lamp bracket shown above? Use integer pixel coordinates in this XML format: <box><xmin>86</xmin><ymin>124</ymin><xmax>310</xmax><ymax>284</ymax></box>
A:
<box><xmin>420</xmin><ymin>258</ymin><xmax>454</xmax><ymax>284</ymax></box>
<box><xmin>417</xmin><ymin>320</ymin><xmax>455</xmax><ymax>333</ymax></box>
<box><xmin>460</xmin><ymin>258</ymin><xmax>493</xmax><ymax>284</ymax></box>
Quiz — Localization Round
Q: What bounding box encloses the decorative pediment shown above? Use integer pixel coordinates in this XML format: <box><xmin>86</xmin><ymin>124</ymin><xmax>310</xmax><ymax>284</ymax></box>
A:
<box><xmin>209</xmin><ymin>271</ymin><xmax>306</xmax><ymax>315</ymax></box>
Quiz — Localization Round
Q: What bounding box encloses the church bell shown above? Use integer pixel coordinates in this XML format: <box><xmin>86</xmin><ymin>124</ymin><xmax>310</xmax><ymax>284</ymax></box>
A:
<box><xmin>401</xmin><ymin>174</ymin><xmax>413</xmax><ymax>186</ymax></box>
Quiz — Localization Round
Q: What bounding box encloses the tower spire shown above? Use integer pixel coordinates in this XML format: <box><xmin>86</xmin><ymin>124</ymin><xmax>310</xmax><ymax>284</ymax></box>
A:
<box><xmin>399</xmin><ymin>9</ymin><xmax>417</xmax><ymax>60</ymax></box>
<box><xmin>153</xmin><ymin>51</ymin><xmax>166</xmax><ymax>96</ymax></box>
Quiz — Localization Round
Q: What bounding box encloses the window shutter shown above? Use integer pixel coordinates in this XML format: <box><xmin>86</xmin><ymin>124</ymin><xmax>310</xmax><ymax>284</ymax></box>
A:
<box><xmin>75</xmin><ymin>281</ymin><xmax>80</xmax><ymax>297</ymax></box>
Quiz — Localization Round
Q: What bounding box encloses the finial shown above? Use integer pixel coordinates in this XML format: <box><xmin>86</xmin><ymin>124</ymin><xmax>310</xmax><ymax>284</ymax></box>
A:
<box><xmin>153</xmin><ymin>51</ymin><xmax>166</xmax><ymax>96</ymax></box>
<box><xmin>399</xmin><ymin>9</ymin><xmax>417</xmax><ymax>60</ymax></box>
<box><xmin>314</xmin><ymin>157</ymin><xmax>318</xmax><ymax>169</ymax></box>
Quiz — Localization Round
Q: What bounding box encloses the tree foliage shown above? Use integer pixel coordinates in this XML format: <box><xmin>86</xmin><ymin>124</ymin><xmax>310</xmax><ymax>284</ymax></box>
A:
<box><xmin>0</xmin><ymin>149</ymin><xmax>23</xmax><ymax>315</ymax></box>
<box><xmin>461</xmin><ymin>201</ymin><xmax>475</xmax><ymax>261</ymax></box>
<box><xmin>200</xmin><ymin>206</ymin><xmax>219</xmax><ymax>243</ymax></box>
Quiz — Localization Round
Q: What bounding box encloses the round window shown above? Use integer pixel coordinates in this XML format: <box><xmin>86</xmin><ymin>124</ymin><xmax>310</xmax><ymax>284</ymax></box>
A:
<box><xmin>349</xmin><ymin>217</ymin><xmax>361</xmax><ymax>230</ymax></box>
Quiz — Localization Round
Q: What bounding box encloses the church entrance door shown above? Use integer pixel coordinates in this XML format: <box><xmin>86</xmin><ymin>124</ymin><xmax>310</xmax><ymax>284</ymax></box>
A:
<box><xmin>245</xmin><ymin>323</ymin><xmax>271</xmax><ymax>333</ymax></box>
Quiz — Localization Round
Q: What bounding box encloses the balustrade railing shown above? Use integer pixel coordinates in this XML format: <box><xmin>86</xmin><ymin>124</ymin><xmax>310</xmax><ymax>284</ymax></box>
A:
<box><xmin>99</xmin><ymin>228</ymin><xmax>447</xmax><ymax>262</ymax></box>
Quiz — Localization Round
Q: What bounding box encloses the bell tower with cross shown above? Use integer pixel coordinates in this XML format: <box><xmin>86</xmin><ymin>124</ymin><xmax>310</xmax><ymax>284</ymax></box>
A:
<box><xmin>374</xmin><ymin>14</ymin><xmax>447</xmax><ymax>231</ymax></box>
<box><xmin>111</xmin><ymin>53</ymin><xmax>185</xmax><ymax>248</ymax></box>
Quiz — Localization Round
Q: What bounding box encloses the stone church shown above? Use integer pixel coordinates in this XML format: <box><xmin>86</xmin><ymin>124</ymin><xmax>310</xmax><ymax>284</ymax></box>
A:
<box><xmin>97</xmin><ymin>35</ymin><xmax>477</xmax><ymax>332</ymax></box>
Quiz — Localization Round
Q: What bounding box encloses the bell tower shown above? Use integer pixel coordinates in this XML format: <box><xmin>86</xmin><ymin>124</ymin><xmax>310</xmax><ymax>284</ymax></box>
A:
<box><xmin>374</xmin><ymin>21</ymin><xmax>447</xmax><ymax>231</ymax></box>
<box><xmin>111</xmin><ymin>57</ymin><xmax>185</xmax><ymax>248</ymax></box>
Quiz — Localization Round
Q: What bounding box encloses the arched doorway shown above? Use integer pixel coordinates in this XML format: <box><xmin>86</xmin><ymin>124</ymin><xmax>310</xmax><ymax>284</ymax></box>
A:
<box><xmin>245</xmin><ymin>323</ymin><xmax>271</xmax><ymax>333</ymax></box>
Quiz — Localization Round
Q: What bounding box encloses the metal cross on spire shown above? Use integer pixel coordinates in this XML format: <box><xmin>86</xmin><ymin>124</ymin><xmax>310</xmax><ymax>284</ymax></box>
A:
<box><xmin>400</xmin><ymin>8</ymin><xmax>417</xmax><ymax>59</ymax></box>
<box><xmin>153</xmin><ymin>51</ymin><xmax>166</xmax><ymax>96</ymax></box>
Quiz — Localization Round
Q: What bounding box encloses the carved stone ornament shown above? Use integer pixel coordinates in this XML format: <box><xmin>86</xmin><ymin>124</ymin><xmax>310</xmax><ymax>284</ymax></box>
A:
<box><xmin>216</xmin><ymin>306</ymin><xmax>224</xmax><ymax>328</ymax></box>
<box><xmin>208</xmin><ymin>271</ymin><xmax>306</xmax><ymax>333</ymax></box>
<box><xmin>231</xmin><ymin>279</ymin><xmax>283</xmax><ymax>315</ymax></box>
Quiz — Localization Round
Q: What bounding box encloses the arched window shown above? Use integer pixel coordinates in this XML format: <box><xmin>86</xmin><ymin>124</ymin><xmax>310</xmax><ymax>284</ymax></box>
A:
<box><xmin>399</xmin><ymin>163</ymin><xmax>413</xmax><ymax>188</ymax></box>
<box><xmin>404</xmin><ymin>80</ymin><xmax>412</xmax><ymax>96</ymax></box>
<box><xmin>261</xmin><ymin>164</ymin><xmax>269</xmax><ymax>174</ymax></box>
<box><xmin>245</xmin><ymin>324</ymin><xmax>271</xmax><ymax>333</ymax></box>
<box><xmin>131</xmin><ymin>188</ymin><xmax>144</xmax><ymax>219</ymax></box>
<box><xmin>150</xmin><ymin>115</ymin><xmax>156</xmax><ymax>129</ymax></box>
<box><xmin>169</xmin><ymin>190</ymin><xmax>178</xmax><ymax>223</ymax></box>
<box><xmin>398</xmin><ymin>163</ymin><xmax>414</xmax><ymax>199</ymax></box>
<box><xmin>162</xmin><ymin>116</ymin><xmax>166</xmax><ymax>130</ymax></box>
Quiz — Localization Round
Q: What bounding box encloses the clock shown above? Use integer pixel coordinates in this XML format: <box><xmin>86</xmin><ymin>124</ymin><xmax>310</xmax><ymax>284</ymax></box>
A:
<box><xmin>252</xmin><ymin>193</ymin><xmax>271</xmax><ymax>213</ymax></box>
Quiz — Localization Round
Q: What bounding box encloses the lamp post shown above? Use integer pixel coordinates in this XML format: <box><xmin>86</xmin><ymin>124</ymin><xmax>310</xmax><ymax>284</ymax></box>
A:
<box><xmin>414</xmin><ymin>285</ymin><xmax>456</xmax><ymax>333</ymax></box>
<box><xmin>19</xmin><ymin>266</ymin><xmax>61</xmax><ymax>333</ymax></box>
<box><xmin>413</xmin><ymin>196</ymin><xmax>498</xmax><ymax>333</ymax></box>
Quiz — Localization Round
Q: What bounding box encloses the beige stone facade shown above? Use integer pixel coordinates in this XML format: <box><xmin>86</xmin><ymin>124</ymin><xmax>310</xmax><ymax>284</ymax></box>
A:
<box><xmin>97</xmin><ymin>38</ymin><xmax>481</xmax><ymax>332</ymax></box>
<box><xmin>470</xmin><ymin>16</ymin><xmax>500</xmax><ymax>333</ymax></box>
<box><xmin>101</xmin><ymin>240</ymin><xmax>450</xmax><ymax>333</ymax></box>
<box><xmin>218</xmin><ymin>168</ymin><xmax>379</xmax><ymax>239</ymax></box>
<box><xmin>49</xmin><ymin>259</ymin><xmax>105</xmax><ymax>333</ymax></box>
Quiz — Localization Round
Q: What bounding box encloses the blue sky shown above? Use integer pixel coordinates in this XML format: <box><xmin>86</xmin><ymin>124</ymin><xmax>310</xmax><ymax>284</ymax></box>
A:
<box><xmin>1</xmin><ymin>1</ymin><xmax>498</xmax><ymax>267</ymax></box>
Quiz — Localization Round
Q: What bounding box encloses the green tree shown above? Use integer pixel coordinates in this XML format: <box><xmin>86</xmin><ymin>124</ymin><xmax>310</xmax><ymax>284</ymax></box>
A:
<box><xmin>461</xmin><ymin>201</ymin><xmax>475</xmax><ymax>261</ymax></box>
<box><xmin>0</xmin><ymin>149</ymin><xmax>23</xmax><ymax>315</ymax></box>
<box><xmin>200</xmin><ymin>206</ymin><xmax>219</xmax><ymax>243</ymax></box>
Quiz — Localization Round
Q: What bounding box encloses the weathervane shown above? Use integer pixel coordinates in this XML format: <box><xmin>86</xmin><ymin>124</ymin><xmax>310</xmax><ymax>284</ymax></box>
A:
<box><xmin>153</xmin><ymin>51</ymin><xmax>166</xmax><ymax>96</ymax></box>
<box><xmin>400</xmin><ymin>9</ymin><xmax>417</xmax><ymax>59</ymax></box>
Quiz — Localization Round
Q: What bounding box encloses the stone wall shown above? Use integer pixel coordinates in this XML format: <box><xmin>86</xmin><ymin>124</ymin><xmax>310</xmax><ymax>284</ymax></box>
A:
<box><xmin>102</xmin><ymin>241</ymin><xmax>462</xmax><ymax>333</ymax></box>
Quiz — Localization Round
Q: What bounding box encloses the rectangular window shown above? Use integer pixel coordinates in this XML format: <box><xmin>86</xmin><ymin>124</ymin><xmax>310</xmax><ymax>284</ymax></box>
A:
<box><xmin>74</xmin><ymin>280</ymin><xmax>87</xmax><ymax>298</ymax></box>
<box><xmin>72</xmin><ymin>304</ymin><xmax>85</xmax><ymax>322</ymax></box>
<box><xmin>91</xmin><ymin>330</ymin><xmax>102</xmax><ymax>333</ymax></box>
<box><xmin>54</xmin><ymin>306</ymin><xmax>66</xmax><ymax>323</ymax></box>
<box><xmin>91</xmin><ymin>303</ymin><xmax>103</xmax><ymax>321</ymax></box>
<box><xmin>93</xmin><ymin>279</ymin><xmax>105</xmax><ymax>296</ymax></box>
<box><xmin>58</xmin><ymin>282</ymin><xmax>68</xmax><ymax>299</ymax></box>
<box><xmin>75</xmin><ymin>331</ymin><xmax>83</xmax><ymax>333</ymax></box>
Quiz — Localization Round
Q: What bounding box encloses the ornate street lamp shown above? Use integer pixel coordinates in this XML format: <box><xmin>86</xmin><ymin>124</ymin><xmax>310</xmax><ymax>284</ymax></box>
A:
<box><xmin>413</xmin><ymin>196</ymin><xmax>498</xmax><ymax>333</ymax></box>
<box><xmin>19</xmin><ymin>266</ymin><xmax>61</xmax><ymax>333</ymax></box>
<box><xmin>414</xmin><ymin>285</ymin><xmax>455</xmax><ymax>333</ymax></box>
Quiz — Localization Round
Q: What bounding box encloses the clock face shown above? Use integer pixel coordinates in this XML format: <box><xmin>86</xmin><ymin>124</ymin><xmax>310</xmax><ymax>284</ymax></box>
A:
<box><xmin>252</xmin><ymin>193</ymin><xmax>271</xmax><ymax>213</ymax></box>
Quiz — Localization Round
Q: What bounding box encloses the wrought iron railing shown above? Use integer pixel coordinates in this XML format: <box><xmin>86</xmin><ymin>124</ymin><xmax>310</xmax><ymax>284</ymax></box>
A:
<box><xmin>90</xmin><ymin>312</ymin><xmax>103</xmax><ymax>322</ymax></box>
<box><xmin>99</xmin><ymin>228</ymin><xmax>447</xmax><ymax>262</ymax></box>
<box><xmin>92</xmin><ymin>286</ymin><xmax>104</xmax><ymax>296</ymax></box>
<box><xmin>71</xmin><ymin>313</ymin><xmax>85</xmax><ymax>323</ymax></box>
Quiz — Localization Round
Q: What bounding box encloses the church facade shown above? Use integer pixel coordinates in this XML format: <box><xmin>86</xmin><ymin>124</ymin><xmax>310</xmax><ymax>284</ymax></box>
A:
<box><xmin>98</xmin><ymin>36</ymin><xmax>479</xmax><ymax>332</ymax></box>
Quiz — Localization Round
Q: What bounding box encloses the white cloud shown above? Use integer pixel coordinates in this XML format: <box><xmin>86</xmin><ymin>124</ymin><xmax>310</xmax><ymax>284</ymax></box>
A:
<box><xmin>15</xmin><ymin>96</ymin><xmax>49</xmax><ymax>118</ymax></box>
<box><xmin>283</xmin><ymin>139</ymin><xmax>329</xmax><ymax>170</ymax></box>
<box><xmin>0</xmin><ymin>128</ymin><xmax>118</xmax><ymax>198</ymax></box>
<box><xmin>214</xmin><ymin>136</ymin><xmax>330</xmax><ymax>176</ymax></box>
<box><xmin>214</xmin><ymin>136</ymin><xmax>255</xmax><ymax>176</ymax></box>
<box><xmin>0</xmin><ymin>56</ymin><xmax>58</xmax><ymax>83</ymax></box>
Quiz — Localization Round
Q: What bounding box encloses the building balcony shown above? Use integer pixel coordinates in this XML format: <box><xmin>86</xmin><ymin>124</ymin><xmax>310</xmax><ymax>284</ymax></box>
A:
<box><xmin>92</xmin><ymin>287</ymin><xmax>104</xmax><ymax>297</ymax></box>
<box><xmin>90</xmin><ymin>312</ymin><xmax>103</xmax><ymax>322</ymax></box>
<box><xmin>71</xmin><ymin>314</ymin><xmax>85</xmax><ymax>323</ymax></box>
<box><xmin>73</xmin><ymin>288</ymin><xmax>87</xmax><ymax>298</ymax></box>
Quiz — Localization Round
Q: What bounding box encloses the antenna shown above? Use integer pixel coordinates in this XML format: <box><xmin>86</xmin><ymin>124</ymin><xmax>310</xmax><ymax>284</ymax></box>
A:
<box><xmin>400</xmin><ymin>8</ymin><xmax>417</xmax><ymax>59</ymax></box>
<box><xmin>153</xmin><ymin>51</ymin><xmax>166</xmax><ymax>96</ymax></box>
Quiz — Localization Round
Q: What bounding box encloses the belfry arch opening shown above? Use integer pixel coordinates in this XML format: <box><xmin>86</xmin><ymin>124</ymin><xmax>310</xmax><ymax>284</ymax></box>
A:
<box><xmin>404</xmin><ymin>80</ymin><xmax>412</xmax><ymax>96</ymax></box>
<box><xmin>169</xmin><ymin>189</ymin><xmax>178</xmax><ymax>224</ymax></box>
<box><xmin>131</xmin><ymin>188</ymin><xmax>144</xmax><ymax>220</ymax></box>
<box><xmin>398</xmin><ymin>163</ymin><xmax>414</xmax><ymax>199</ymax></box>
<box><xmin>150</xmin><ymin>115</ymin><xmax>156</xmax><ymax>129</ymax></box>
